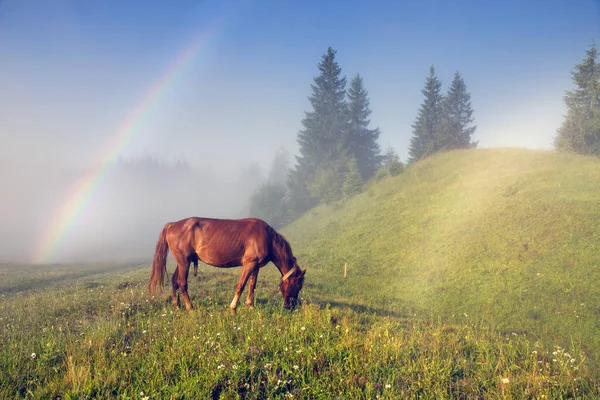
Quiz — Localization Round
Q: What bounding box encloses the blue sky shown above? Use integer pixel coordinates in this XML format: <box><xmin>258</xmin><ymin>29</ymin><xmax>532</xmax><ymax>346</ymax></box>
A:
<box><xmin>1</xmin><ymin>0</ymin><xmax>599</xmax><ymax>171</ymax></box>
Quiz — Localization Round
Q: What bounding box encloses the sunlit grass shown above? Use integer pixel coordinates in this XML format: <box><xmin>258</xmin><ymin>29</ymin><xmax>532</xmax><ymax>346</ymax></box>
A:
<box><xmin>286</xmin><ymin>148</ymin><xmax>600</xmax><ymax>369</ymax></box>
<box><xmin>1</xmin><ymin>264</ymin><xmax>596</xmax><ymax>398</ymax></box>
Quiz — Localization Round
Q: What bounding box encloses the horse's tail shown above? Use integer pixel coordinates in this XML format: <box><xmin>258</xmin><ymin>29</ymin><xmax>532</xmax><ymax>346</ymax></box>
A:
<box><xmin>149</xmin><ymin>224</ymin><xmax>170</xmax><ymax>295</ymax></box>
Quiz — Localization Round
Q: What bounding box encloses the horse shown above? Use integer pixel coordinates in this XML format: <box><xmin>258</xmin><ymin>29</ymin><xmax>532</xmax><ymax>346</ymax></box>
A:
<box><xmin>148</xmin><ymin>217</ymin><xmax>306</xmax><ymax>313</ymax></box>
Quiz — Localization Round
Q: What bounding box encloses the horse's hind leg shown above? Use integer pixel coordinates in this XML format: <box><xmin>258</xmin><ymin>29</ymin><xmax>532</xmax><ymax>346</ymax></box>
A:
<box><xmin>173</xmin><ymin>252</ymin><xmax>194</xmax><ymax>311</ymax></box>
<box><xmin>193</xmin><ymin>259</ymin><xmax>198</xmax><ymax>277</ymax></box>
<box><xmin>171</xmin><ymin>266</ymin><xmax>180</xmax><ymax>308</ymax></box>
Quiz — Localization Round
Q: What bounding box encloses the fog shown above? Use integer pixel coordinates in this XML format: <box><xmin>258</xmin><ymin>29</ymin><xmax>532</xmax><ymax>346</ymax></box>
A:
<box><xmin>0</xmin><ymin>0</ymin><xmax>598</xmax><ymax>263</ymax></box>
<box><xmin>0</xmin><ymin>154</ymin><xmax>267</xmax><ymax>263</ymax></box>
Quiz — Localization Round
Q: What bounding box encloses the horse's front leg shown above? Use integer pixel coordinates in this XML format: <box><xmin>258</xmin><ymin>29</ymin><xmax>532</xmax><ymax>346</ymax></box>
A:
<box><xmin>230</xmin><ymin>262</ymin><xmax>256</xmax><ymax>314</ymax></box>
<box><xmin>245</xmin><ymin>269</ymin><xmax>259</xmax><ymax>310</ymax></box>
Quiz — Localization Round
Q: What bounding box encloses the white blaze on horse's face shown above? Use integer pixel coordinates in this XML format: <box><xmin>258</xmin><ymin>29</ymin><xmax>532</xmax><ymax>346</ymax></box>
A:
<box><xmin>281</xmin><ymin>266</ymin><xmax>306</xmax><ymax>310</ymax></box>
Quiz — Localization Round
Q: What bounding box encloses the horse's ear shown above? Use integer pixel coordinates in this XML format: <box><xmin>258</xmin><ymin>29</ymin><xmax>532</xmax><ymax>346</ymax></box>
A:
<box><xmin>301</xmin><ymin>269</ymin><xmax>307</xmax><ymax>276</ymax></box>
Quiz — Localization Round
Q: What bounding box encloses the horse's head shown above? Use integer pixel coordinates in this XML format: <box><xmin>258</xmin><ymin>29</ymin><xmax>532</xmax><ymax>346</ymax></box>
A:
<box><xmin>280</xmin><ymin>262</ymin><xmax>306</xmax><ymax>310</ymax></box>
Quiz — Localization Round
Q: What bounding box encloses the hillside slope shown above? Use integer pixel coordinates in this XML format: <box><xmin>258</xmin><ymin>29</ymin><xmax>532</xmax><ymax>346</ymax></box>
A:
<box><xmin>284</xmin><ymin>148</ymin><xmax>600</xmax><ymax>356</ymax></box>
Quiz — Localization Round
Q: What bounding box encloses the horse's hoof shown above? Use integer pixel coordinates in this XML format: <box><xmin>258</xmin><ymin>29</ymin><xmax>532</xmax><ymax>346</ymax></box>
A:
<box><xmin>229</xmin><ymin>307</ymin><xmax>237</xmax><ymax>316</ymax></box>
<box><xmin>246</xmin><ymin>304</ymin><xmax>255</xmax><ymax>310</ymax></box>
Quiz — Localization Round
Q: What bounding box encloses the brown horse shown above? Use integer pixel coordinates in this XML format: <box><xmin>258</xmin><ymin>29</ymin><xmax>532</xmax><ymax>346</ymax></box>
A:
<box><xmin>148</xmin><ymin>217</ymin><xmax>306</xmax><ymax>312</ymax></box>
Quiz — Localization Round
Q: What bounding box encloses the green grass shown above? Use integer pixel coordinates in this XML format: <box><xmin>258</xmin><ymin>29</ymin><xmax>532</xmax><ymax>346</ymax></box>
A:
<box><xmin>0</xmin><ymin>265</ymin><xmax>595</xmax><ymax>399</ymax></box>
<box><xmin>285</xmin><ymin>148</ymin><xmax>600</xmax><ymax>366</ymax></box>
<box><xmin>2</xmin><ymin>148</ymin><xmax>600</xmax><ymax>398</ymax></box>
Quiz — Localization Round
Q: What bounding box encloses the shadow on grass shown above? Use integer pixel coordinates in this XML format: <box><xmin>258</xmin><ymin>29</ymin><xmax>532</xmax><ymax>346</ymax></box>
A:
<box><xmin>310</xmin><ymin>297</ymin><xmax>411</xmax><ymax>320</ymax></box>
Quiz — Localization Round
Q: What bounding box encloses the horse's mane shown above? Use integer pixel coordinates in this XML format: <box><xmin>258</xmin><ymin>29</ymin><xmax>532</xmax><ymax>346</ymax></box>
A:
<box><xmin>267</xmin><ymin>225</ymin><xmax>294</xmax><ymax>266</ymax></box>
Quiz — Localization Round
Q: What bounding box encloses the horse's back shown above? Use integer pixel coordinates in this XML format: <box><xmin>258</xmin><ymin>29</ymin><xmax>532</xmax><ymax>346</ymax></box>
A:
<box><xmin>166</xmin><ymin>217</ymin><xmax>272</xmax><ymax>267</ymax></box>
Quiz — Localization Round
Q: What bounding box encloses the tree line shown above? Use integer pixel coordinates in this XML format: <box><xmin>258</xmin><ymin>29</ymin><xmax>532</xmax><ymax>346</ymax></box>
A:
<box><xmin>554</xmin><ymin>42</ymin><xmax>600</xmax><ymax>156</ymax></box>
<box><xmin>250</xmin><ymin>42</ymin><xmax>600</xmax><ymax>229</ymax></box>
<box><xmin>250</xmin><ymin>47</ymin><xmax>477</xmax><ymax>227</ymax></box>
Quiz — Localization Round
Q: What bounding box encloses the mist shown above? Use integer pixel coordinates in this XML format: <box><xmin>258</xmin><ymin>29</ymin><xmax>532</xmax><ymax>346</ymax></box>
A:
<box><xmin>0</xmin><ymin>154</ymin><xmax>266</xmax><ymax>263</ymax></box>
<box><xmin>1</xmin><ymin>0</ymin><xmax>598</xmax><ymax>263</ymax></box>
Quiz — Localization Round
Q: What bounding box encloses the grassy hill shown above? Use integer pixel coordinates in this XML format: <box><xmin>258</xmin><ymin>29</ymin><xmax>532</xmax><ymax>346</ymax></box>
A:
<box><xmin>1</xmin><ymin>148</ymin><xmax>599</xmax><ymax>398</ymax></box>
<box><xmin>285</xmin><ymin>148</ymin><xmax>600</xmax><ymax>355</ymax></box>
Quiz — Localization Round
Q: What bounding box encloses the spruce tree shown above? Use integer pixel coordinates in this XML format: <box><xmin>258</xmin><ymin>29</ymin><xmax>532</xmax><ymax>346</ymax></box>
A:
<box><xmin>289</xmin><ymin>47</ymin><xmax>349</xmax><ymax>214</ymax></box>
<box><xmin>308</xmin><ymin>167</ymin><xmax>343</xmax><ymax>204</ymax></box>
<box><xmin>268</xmin><ymin>147</ymin><xmax>291</xmax><ymax>186</ymax></box>
<box><xmin>347</xmin><ymin>74</ymin><xmax>381</xmax><ymax>179</ymax></box>
<box><xmin>554</xmin><ymin>42</ymin><xmax>600</xmax><ymax>156</ymax></box>
<box><xmin>439</xmin><ymin>71</ymin><xmax>477</xmax><ymax>150</ymax></box>
<box><xmin>383</xmin><ymin>147</ymin><xmax>405</xmax><ymax>176</ymax></box>
<box><xmin>342</xmin><ymin>157</ymin><xmax>363</xmax><ymax>199</ymax></box>
<box><xmin>249</xmin><ymin>182</ymin><xmax>289</xmax><ymax>229</ymax></box>
<box><xmin>409</xmin><ymin>66</ymin><xmax>445</xmax><ymax>163</ymax></box>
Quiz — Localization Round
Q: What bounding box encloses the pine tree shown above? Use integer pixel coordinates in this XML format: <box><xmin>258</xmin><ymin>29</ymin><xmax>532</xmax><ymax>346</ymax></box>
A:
<box><xmin>409</xmin><ymin>66</ymin><xmax>445</xmax><ymax>163</ymax></box>
<box><xmin>268</xmin><ymin>147</ymin><xmax>291</xmax><ymax>186</ymax></box>
<box><xmin>554</xmin><ymin>42</ymin><xmax>600</xmax><ymax>156</ymax></box>
<box><xmin>342</xmin><ymin>157</ymin><xmax>363</xmax><ymax>199</ymax></box>
<box><xmin>249</xmin><ymin>182</ymin><xmax>289</xmax><ymax>229</ymax></box>
<box><xmin>288</xmin><ymin>47</ymin><xmax>349</xmax><ymax>214</ymax></box>
<box><xmin>347</xmin><ymin>74</ymin><xmax>381</xmax><ymax>180</ymax></box>
<box><xmin>308</xmin><ymin>167</ymin><xmax>343</xmax><ymax>204</ymax></box>
<box><xmin>287</xmin><ymin>166</ymin><xmax>315</xmax><ymax>215</ymax></box>
<box><xmin>384</xmin><ymin>147</ymin><xmax>405</xmax><ymax>176</ymax></box>
<box><xmin>439</xmin><ymin>71</ymin><xmax>477</xmax><ymax>150</ymax></box>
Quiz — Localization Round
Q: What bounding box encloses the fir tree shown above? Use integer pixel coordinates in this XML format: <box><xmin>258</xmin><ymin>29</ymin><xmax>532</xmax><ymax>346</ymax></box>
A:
<box><xmin>308</xmin><ymin>167</ymin><xmax>343</xmax><ymax>204</ymax></box>
<box><xmin>249</xmin><ymin>182</ymin><xmax>289</xmax><ymax>229</ymax></box>
<box><xmin>554</xmin><ymin>42</ymin><xmax>600</xmax><ymax>156</ymax></box>
<box><xmin>347</xmin><ymin>74</ymin><xmax>381</xmax><ymax>179</ymax></box>
<box><xmin>287</xmin><ymin>166</ymin><xmax>315</xmax><ymax>215</ymax></box>
<box><xmin>342</xmin><ymin>157</ymin><xmax>363</xmax><ymax>199</ymax></box>
<box><xmin>409</xmin><ymin>66</ymin><xmax>445</xmax><ymax>163</ymax></box>
<box><xmin>376</xmin><ymin>146</ymin><xmax>404</xmax><ymax>179</ymax></box>
<box><xmin>289</xmin><ymin>47</ymin><xmax>349</xmax><ymax>214</ymax></box>
<box><xmin>383</xmin><ymin>147</ymin><xmax>405</xmax><ymax>176</ymax></box>
<box><xmin>268</xmin><ymin>147</ymin><xmax>291</xmax><ymax>186</ymax></box>
<box><xmin>439</xmin><ymin>71</ymin><xmax>477</xmax><ymax>150</ymax></box>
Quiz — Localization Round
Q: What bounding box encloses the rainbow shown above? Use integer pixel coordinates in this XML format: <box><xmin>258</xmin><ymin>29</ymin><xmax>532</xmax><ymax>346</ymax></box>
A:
<box><xmin>33</xmin><ymin>19</ymin><xmax>226</xmax><ymax>264</ymax></box>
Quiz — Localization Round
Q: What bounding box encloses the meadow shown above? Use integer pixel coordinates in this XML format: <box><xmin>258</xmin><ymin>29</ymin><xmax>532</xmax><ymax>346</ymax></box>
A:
<box><xmin>2</xmin><ymin>148</ymin><xmax>600</xmax><ymax>399</ymax></box>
